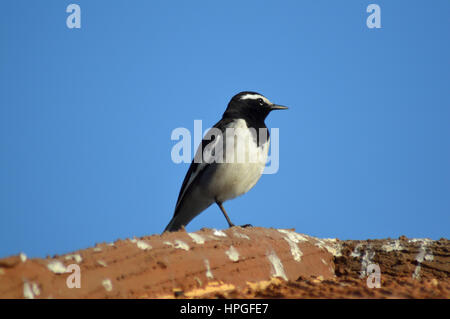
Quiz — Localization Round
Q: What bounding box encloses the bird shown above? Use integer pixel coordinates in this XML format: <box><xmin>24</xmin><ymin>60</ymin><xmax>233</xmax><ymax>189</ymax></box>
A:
<box><xmin>164</xmin><ymin>91</ymin><xmax>288</xmax><ymax>232</ymax></box>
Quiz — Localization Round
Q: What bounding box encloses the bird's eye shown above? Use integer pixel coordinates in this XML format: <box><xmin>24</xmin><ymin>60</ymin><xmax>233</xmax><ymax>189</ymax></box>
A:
<box><xmin>257</xmin><ymin>98</ymin><xmax>264</xmax><ymax>106</ymax></box>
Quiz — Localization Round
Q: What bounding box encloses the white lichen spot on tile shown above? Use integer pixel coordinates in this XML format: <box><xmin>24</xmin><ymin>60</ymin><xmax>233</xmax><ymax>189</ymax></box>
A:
<box><xmin>23</xmin><ymin>282</ymin><xmax>34</xmax><ymax>299</ymax></box>
<box><xmin>47</xmin><ymin>260</ymin><xmax>67</xmax><ymax>274</ymax></box>
<box><xmin>225</xmin><ymin>246</ymin><xmax>240</xmax><ymax>262</ymax></box>
<box><xmin>97</xmin><ymin>260</ymin><xmax>108</xmax><ymax>267</ymax></box>
<box><xmin>102</xmin><ymin>279</ymin><xmax>113</xmax><ymax>292</ymax></box>
<box><xmin>31</xmin><ymin>282</ymin><xmax>40</xmax><ymax>295</ymax></box>
<box><xmin>315</xmin><ymin>238</ymin><xmax>342</xmax><ymax>257</ymax></box>
<box><xmin>359</xmin><ymin>246</ymin><xmax>376</xmax><ymax>278</ymax></box>
<box><xmin>355</xmin><ymin>244</ymin><xmax>375</xmax><ymax>278</ymax></box>
<box><xmin>194</xmin><ymin>276</ymin><xmax>203</xmax><ymax>287</ymax></box>
<box><xmin>204</xmin><ymin>259</ymin><xmax>214</xmax><ymax>279</ymax></box>
<box><xmin>351</xmin><ymin>243</ymin><xmax>362</xmax><ymax>258</ymax></box>
<box><xmin>23</xmin><ymin>282</ymin><xmax>40</xmax><ymax>299</ymax></box>
<box><xmin>64</xmin><ymin>254</ymin><xmax>83</xmax><ymax>263</ymax></box>
<box><xmin>136</xmin><ymin>240</ymin><xmax>152</xmax><ymax>250</ymax></box>
<box><xmin>212</xmin><ymin>229</ymin><xmax>227</xmax><ymax>237</ymax></box>
<box><xmin>93</xmin><ymin>247</ymin><xmax>102</xmax><ymax>252</ymax></box>
<box><xmin>412</xmin><ymin>239</ymin><xmax>434</xmax><ymax>280</ymax></box>
<box><xmin>408</xmin><ymin>238</ymin><xmax>433</xmax><ymax>244</ymax></box>
<box><xmin>188</xmin><ymin>233</ymin><xmax>205</xmax><ymax>244</ymax></box>
<box><xmin>283</xmin><ymin>236</ymin><xmax>303</xmax><ymax>262</ymax></box>
<box><xmin>233</xmin><ymin>231</ymin><xmax>250</xmax><ymax>240</ymax></box>
<box><xmin>330</xmin><ymin>266</ymin><xmax>335</xmax><ymax>275</ymax></box>
<box><xmin>349</xmin><ymin>243</ymin><xmax>378</xmax><ymax>278</ymax></box>
<box><xmin>381</xmin><ymin>240</ymin><xmax>404</xmax><ymax>252</ymax></box>
<box><xmin>277</xmin><ymin>230</ymin><xmax>308</xmax><ymax>262</ymax></box>
<box><xmin>20</xmin><ymin>253</ymin><xmax>27</xmax><ymax>263</ymax></box>
<box><xmin>412</xmin><ymin>265</ymin><xmax>422</xmax><ymax>279</ymax></box>
<box><xmin>266</xmin><ymin>250</ymin><xmax>288</xmax><ymax>281</ymax></box>
<box><xmin>163</xmin><ymin>241</ymin><xmax>174</xmax><ymax>247</ymax></box>
<box><xmin>277</xmin><ymin>229</ymin><xmax>308</xmax><ymax>243</ymax></box>
<box><xmin>321</xmin><ymin>258</ymin><xmax>328</xmax><ymax>265</ymax></box>
<box><xmin>174</xmin><ymin>239</ymin><xmax>190</xmax><ymax>251</ymax></box>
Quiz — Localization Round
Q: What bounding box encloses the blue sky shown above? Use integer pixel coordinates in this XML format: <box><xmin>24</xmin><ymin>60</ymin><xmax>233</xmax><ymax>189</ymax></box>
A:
<box><xmin>1</xmin><ymin>1</ymin><xmax>449</xmax><ymax>258</ymax></box>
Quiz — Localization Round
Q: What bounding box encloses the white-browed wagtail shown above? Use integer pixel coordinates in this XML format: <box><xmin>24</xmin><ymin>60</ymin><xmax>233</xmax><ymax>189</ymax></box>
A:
<box><xmin>164</xmin><ymin>91</ymin><xmax>288</xmax><ymax>232</ymax></box>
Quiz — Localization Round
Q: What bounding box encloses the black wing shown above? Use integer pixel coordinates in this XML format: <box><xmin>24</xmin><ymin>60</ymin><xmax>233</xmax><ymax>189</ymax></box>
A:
<box><xmin>172</xmin><ymin>118</ymin><xmax>234</xmax><ymax>217</ymax></box>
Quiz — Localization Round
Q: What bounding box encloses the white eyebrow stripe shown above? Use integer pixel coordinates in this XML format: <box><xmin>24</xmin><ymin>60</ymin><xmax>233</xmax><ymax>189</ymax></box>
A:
<box><xmin>240</xmin><ymin>94</ymin><xmax>271</xmax><ymax>105</ymax></box>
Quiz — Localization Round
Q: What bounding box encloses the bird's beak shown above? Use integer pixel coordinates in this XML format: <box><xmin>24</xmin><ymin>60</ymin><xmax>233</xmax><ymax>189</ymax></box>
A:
<box><xmin>270</xmin><ymin>104</ymin><xmax>289</xmax><ymax>110</ymax></box>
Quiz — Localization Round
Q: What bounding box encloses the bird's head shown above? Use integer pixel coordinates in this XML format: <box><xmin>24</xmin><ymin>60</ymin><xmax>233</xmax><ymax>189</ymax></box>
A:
<box><xmin>223</xmin><ymin>91</ymin><xmax>288</xmax><ymax>121</ymax></box>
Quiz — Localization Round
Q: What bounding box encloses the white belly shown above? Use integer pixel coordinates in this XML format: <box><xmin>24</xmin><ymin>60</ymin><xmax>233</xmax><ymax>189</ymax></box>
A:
<box><xmin>204</xmin><ymin>119</ymin><xmax>270</xmax><ymax>203</ymax></box>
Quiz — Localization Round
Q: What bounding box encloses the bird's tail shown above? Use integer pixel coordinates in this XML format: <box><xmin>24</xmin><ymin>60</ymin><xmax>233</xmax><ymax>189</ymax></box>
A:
<box><xmin>163</xmin><ymin>200</ymin><xmax>213</xmax><ymax>233</ymax></box>
<box><xmin>162</xmin><ymin>215</ymin><xmax>184</xmax><ymax>233</ymax></box>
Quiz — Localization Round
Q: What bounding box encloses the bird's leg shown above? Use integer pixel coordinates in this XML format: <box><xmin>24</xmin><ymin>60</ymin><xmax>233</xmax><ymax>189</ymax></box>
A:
<box><xmin>215</xmin><ymin>200</ymin><xmax>235</xmax><ymax>228</ymax></box>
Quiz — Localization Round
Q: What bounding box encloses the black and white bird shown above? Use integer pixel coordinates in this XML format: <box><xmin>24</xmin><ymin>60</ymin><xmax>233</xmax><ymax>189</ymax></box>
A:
<box><xmin>164</xmin><ymin>91</ymin><xmax>288</xmax><ymax>232</ymax></box>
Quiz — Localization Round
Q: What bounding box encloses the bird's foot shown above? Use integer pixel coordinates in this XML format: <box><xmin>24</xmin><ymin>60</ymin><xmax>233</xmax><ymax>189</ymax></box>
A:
<box><xmin>227</xmin><ymin>223</ymin><xmax>252</xmax><ymax>228</ymax></box>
